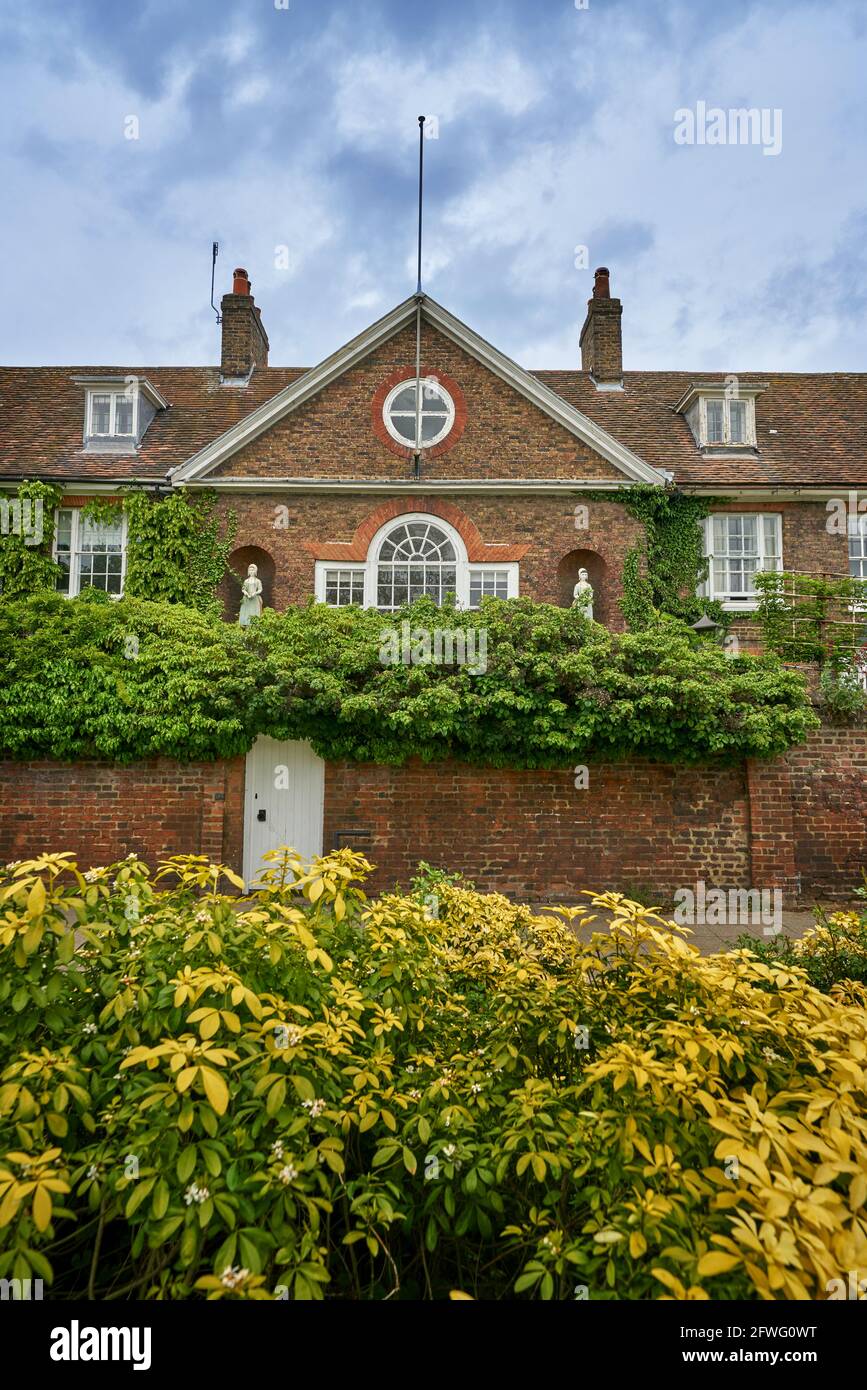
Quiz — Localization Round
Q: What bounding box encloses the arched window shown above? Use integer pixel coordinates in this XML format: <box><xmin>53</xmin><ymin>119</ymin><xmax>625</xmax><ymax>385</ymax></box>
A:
<box><xmin>314</xmin><ymin>513</ymin><xmax>519</xmax><ymax>610</ymax></box>
<box><xmin>375</xmin><ymin>520</ymin><xmax>457</xmax><ymax>609</ymax></box>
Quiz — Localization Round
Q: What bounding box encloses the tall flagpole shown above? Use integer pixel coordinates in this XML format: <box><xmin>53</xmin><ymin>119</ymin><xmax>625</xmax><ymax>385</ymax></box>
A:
<box><xmin>413</xmin><ymin>116</ymin><xmax>425</xmax><ymax>477</ymax></box>
<box><xmin>416</xmin><ymin>115</ymin><xmax>425</xmax><ymax>295</ymax></box>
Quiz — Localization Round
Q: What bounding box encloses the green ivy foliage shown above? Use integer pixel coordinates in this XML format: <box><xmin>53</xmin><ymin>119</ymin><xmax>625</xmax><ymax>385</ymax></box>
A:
<box><xmin>0</xmin><ymin>592</ymin><xmax>262</xmax><ymax>763</ymax></box>
<box><xmin>584</xmin><ymin>486</ymin><xmax>727</xmax><ymax>630</ymax></box>
<box><xmin>0</xmin><ymin>593</ymin><xmax>818</xmax><ymax>766</ymax></box>
<box><xmin>0</xmin><ymin>482</ymin><xmax>64</xmax><ymax>599</ymax></box>
<box><xmin>122</xmin><ymin>490</ymin><xmax>237</xmax><ymax>615</ymax></box>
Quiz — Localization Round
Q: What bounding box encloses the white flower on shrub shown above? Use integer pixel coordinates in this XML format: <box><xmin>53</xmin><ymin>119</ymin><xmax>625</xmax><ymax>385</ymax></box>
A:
<box><xmin>184</xmin><ymin>1182</ymin><xmax>210</xmax><ymax>1205</ymax></box>
<box><xmin>220</xmin><ymin>1266</ymin><xmax>250</xmax><ymax>1289</ymax></box>
<box><xmin>82</xmin><ymin>1022</ymin><xmax>97</xmax><ymax>1036</ymax></box>
<box><xmin>302</xmin><ymin>1098</ymin><xmax>325</xmax><ymax>1118</ymax></box>
<box><xmin>278</xmin><ymin>1164</ymin><xmax>299</xmax><ymax>1184</ymax></box>
<box><xmin>271</xmin><ymin>1140</ymin><xmax>284</xmax><ymax>1159</ymax></box>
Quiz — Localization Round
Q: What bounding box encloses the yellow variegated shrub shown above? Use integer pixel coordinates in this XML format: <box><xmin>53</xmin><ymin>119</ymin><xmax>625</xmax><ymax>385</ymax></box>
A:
<box><xmin>0</xmin><ymin>849</ymin><xmax>865</xmax><ymax>1300</ymax></box>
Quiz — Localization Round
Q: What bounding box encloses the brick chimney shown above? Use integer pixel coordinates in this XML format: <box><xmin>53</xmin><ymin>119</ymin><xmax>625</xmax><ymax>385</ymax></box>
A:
<box><xmin>220</xmin><ymin>267</ymin><xmax>269</xmax><ymax>380</ymax></box>
<box><xmin>579</xmin><ymin>266</ymin><xmax>623</xmax><ymax>387</ymax></box>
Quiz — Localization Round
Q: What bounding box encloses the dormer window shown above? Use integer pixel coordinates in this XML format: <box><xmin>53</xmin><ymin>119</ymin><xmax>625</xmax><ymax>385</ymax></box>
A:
<box><xmin>674</xmin><ymin>382</ymin><xmax>766</xmax><ymax>451</ymax></box>
<box><xmin>74</xmin><ymin>375</ymin><xmax>169</xmax><ymax>452</ymax></box>
<box><xmin>706</xmin><ymin>396</ymin><xmax>748</xmax><ymax>445</ymax></box>
<box><xmin>87</xmin><ymin>389</ymin><xmax>136</xmax><ymax>439</ymax></box>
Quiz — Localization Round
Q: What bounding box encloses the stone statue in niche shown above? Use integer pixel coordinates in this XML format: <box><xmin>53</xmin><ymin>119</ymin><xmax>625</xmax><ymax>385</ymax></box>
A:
<box><xmin>238</xmin><ymin>563</ymin><xmax>263</xmax><ymax>626</ymax></box>
<box><xmin>572</xmin><ymin>567</ymin><xmax>594</xmax><ymax>621</ymax></box>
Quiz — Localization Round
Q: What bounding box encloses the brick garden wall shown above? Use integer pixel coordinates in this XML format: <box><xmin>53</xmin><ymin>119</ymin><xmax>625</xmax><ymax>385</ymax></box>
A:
<box><xmin>1</xmin><ymin>726</ymin><xmax>864</xmax><ymax>903</ymax></box>
<box><xmin>324</xmin><ymin>758</ymin><xmax>752</xmax><ymax>901</ymax></box>
<box><xmin>785</xmin><ymin>725</ymin><xmax>867</xmax><ymax>895</ymax></box>
<box><xmin>0</xmin><ymin>757</ymin><xmax>245</xmax><ymax>872</ymax></box>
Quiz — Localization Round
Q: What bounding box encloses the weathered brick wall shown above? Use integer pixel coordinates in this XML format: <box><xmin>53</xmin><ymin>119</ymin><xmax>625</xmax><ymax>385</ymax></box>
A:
<box><xmin>2</xmin><ymin>728</ymin><xmax>863</xmax><ymax>903</ymax></box>
<box><xmin>324</xmin><ymin>758</ymin><xmax>752</xmax><ymax>901</ymax></box>
<box><xmin>0</xmin><ymin>757</ymin><xmax>245</xmax><ymax>871</ymax></box>
<box><xmin>784</xmin><ymin>725</ymin><xmax>867</xmax><ymax>895</ymax></box>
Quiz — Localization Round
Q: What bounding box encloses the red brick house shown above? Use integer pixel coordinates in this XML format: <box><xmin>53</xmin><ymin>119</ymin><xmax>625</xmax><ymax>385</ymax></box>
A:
<box><xmin>1</xmin><ymin>265</ymin><xmax>865</xmax><ymax>901</ymax></box>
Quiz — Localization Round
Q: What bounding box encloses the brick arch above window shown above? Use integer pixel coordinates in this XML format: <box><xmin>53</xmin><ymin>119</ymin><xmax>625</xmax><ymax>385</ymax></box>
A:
<box><xmin>371</xmin><ymin>366</ymin><xmax>467</xmax><ymax>459</ymax></box>
<box><xmin>302</xmin><ymin>497</ymin><xmax>529</xmax><ymax>564</ymax></box>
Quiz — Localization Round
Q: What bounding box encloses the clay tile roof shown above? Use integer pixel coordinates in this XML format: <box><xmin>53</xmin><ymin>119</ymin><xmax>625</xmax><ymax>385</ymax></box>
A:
<box><xmin>535</xmin><ymin>370</ymin><xmax>867</xmax><ymax>489</ymax></box>
<box><xmin>1</xmin><ymin>361</ymin><xmax>865</xmax><ymax>490</ymax></box>
<box><xmin>0</xmin><ymin>366</ymin><xmax>304</xmax><ymax>483</ymax></box>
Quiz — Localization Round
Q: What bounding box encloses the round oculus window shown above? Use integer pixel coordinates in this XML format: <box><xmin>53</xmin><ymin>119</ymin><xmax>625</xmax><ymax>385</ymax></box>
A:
<box><xmin>382</xmin><ymin>377</ymin><xmax>455</xmax><ymax>448</ymax></box>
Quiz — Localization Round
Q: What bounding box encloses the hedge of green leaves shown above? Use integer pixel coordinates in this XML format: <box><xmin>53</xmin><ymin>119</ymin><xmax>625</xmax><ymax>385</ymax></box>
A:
<box><xmin>0</xmin><ymin>591</ymin><xmax>818</xmax><ymax>766</ymax></box>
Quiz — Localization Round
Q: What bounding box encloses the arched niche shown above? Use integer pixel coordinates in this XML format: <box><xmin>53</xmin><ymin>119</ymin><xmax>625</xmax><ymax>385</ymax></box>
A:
<box><xmin>221</xmin><ymin>545</ymin><xmax>276</xmax><ymax>622</ymax></box>
<box><xmin>557</xmin><ymin>549</ymin><xmax>608</xmax><ymax>624</ymax></box>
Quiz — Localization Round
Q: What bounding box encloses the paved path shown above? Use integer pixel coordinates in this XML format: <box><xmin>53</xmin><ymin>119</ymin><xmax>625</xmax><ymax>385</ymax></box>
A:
<box><xmin>531</xmin><ymin>902</ymin><xmax>846</xmax><ymax>955</ymax></box>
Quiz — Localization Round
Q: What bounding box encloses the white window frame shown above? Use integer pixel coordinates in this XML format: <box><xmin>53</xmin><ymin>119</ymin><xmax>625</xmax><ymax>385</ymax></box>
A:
<box><xmin>698</xmin><ymin>395</ymin><xmax>756</xmax><ymax>448</ymax></box>
<box><xmin>700</xmin><ymin>513</ymin><xmax>782</xmax><ymax>610</ymax></box>
<box><xmin>317</xmin><ymin>566</ymin><xmax>367</xmax><ymax>608</ymax></box>
<box><xmin>85</xmin><ymin>386</ymin><xmax>138</xmax><ymax>440</ymax></box>
<box><xmin>53</xmin><ymin>507</ymin><xmax>128</xmax><ymax>598</ymax></box>
<box><xmin>314</xmin><ymin>513</ymin><xmax>519</xmax><ymax>610</ymax></box>
<box><xmin>849</xmin><ymin>513</ymin><xmax>867</xmax><ymax>581</ymax></box>
<box><xmin>382</xmin><ymin>378</ymin><xmax>455</xmax><ymax>450</ymax></box>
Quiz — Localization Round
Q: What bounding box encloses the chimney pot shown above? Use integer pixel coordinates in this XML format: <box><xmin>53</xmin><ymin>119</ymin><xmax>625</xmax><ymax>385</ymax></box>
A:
<box><xmin>232</xmin><ymin>267</ymin><xmax>251</xmax><ymax>295</ymax></box>
<box><xmin>592</xmin><ymin>267</ymin><xmax>611</xmax><ymax>299</ymax></box>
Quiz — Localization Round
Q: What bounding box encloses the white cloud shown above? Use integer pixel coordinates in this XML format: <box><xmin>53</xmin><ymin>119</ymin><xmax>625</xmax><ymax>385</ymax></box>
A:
<box><xmin>226</xmin><ymin>76</ymin><xmax>271</xmax><ymax>109</ymax></box>
<box><xmin>332</xmin><ymin>37</ymin><xmax>543</xmax><ymax>154</ymax></box>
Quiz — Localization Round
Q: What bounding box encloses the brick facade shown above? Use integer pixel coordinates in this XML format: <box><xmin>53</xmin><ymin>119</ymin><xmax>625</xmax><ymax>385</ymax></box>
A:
<box><xmin>218</xmin><ymin>491</ymin><xmax>645</xmax><ymax>627</ymax></box>
<box><xmin>3</xmin><ymin>264</ymin><xmax>864</xmax><ymax>907</ymax></box>
<box><xmin>211</xmin><ymin>321</ymin><xmax>624</xmax><ymax>483</ymax></box>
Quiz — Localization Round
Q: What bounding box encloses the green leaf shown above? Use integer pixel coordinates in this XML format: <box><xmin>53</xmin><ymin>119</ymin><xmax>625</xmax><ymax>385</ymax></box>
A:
<box><xmin>151</xmin><ymin>1179</ymin><xmax>170</xmax><ymax>1220</ymax></box>
<box><xmin>266</xmin><ymin>1077</ymin><xmax>287</xmax><ymax>1117</ymax></box>
<box><xmin>125</xmin><ymin>1177</ymin><xmax>157</xmax><ymax>1219</ymax></box>
<box><xmin>177</xmin><ymin>1147</ymin><xmax>197</xmax><ymax>1184</ymax></box>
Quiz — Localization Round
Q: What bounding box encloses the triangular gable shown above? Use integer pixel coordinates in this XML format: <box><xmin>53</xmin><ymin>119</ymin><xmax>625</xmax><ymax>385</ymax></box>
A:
<box><xmin>170</xmin><ymin>296</ymin><xmax>670</xmax><ymax>486</ymax></box>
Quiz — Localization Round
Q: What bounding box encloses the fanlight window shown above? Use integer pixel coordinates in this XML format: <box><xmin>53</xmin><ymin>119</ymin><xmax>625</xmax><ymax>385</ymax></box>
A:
<box><xmin>376</xmin><ymin>521</ymin><xmax>457</xmax><ymax>609</ymax></box>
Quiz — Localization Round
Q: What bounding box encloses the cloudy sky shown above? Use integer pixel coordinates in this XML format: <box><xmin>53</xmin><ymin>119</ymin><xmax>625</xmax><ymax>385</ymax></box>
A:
<box><xmin>1</xmin><ymin>0</ymin><xmax>865</xmax><ymax>372</ymax></box>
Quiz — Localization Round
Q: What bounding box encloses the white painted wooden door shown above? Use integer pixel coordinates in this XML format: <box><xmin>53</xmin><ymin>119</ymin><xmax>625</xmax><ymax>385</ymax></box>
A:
<box><xmin>243</xmin><ymin>737</ymin><xmax>325</xmax><ymax>883</ymax></box>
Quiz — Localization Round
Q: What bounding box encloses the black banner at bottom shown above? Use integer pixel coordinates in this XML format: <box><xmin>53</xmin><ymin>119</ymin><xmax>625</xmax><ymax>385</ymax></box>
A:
<box><xmin>1</xmin><ymin>1294</ymin><xmax>860</xmax><ymax>1378</ymax></box>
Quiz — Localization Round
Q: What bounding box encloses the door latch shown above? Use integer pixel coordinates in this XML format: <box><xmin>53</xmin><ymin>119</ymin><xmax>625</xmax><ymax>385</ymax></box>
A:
<box><xmin>257</xmin><ymin>809</ymin><xmax>267</xmax><ymax>822</ymax></box>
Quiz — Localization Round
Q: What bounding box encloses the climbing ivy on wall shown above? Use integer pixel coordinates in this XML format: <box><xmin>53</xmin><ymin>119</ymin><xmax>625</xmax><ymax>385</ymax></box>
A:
<box><xmin>584</xmin><ymin>485</ymin><xmax>728</xmax><ymax>630</ymax></box>
<box><xmin>0</xmin><ymin>480</ymin><xmax>64</xmax><ymax>599</ymax></box>
<box><xmin>84</xmin><ymin>489</ymin><xmax>237</xmax><ymax>615</ymax></box>
<box><xmin>0</xmin><ymin>485</ymin><xmax>235</xmax><ymax>614</ymax></box>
